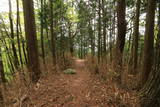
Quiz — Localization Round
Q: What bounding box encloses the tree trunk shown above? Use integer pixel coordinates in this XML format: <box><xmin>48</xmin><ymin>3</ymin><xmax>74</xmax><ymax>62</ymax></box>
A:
<box><xmin>155</xmin><ymin>1</ymin><xmax>160</xmax><ymax>65</ymax></box>
<box><xmin>68</xmin><ymin>25</ymin><xmax>74</xmax><ymax>56</ymax></box>
<box><xmin>110</xmin><ymin>0</ymin><xmax>116</xmax><ymax>62</ymax></box>
<box><xmin>19</xmin><ymin>20</ymin><xmax>28</xmax><ymax>65</ymax></box>
<box><xmin>89</xmin><ymin>21</ymin><xmax>94</xmax><ymax>57</ymax></box>
<box><xmin>91</xmin><ymin>12</ymin><xmax>96</xmax><ymax>57</ymax></box>
<box><xmin>1</xmin><ymin>38</ymin><xmax>15</xmax><ymax>74</ymax></box>
<box><xmin>0</xmin><ymin>44</ymin><xmax>5</xmax><ymax>107</ymax></box>
<box><xmin>22</xmin><ymin>0</ymin><xmax>41</xmax><ymax>83</ymax></box>
<box><xmin>115</xmin><ymin>0</ymin><xmax>126</xmax><ymax>79</ymax></box>
<box><xmin>141</xmin><ymin>0</ymin><xmax>156</xmax><ymax>85</ymax></box>
<box><xmin>139</xmin><ymin>25</ymin><xmax>160</xmax><ymax>107</ymax></box>
<box><xmin>102</xmin><ymin>0</ymin><xmax>107</xmax><ymax>55</ymax></box>
<box><xmin>98</xmin><ymin>0</ymin><xmax>102</xmax><ymax>63</ymax></box>
<box><xmin>0</xmin><ymin>46</ymin><xmax>6</xmax><ymax>84</ymax></box>
<box><xmin>139</xmin><ymin>5</ymin><xmax>160</xmax><ymax>106</ymax></box>
<box><xmin>8</xmin><ymin>0</ymin><xmax>19</xmax><ymax>69</ymax></box>
<box><xmin>116</xmin><ymin>0</ymin><xmax>126</xmax><ymax>57</ymax></box>
<box><xmin>133</xmin><ymin>0</ymin><xmax>141</xmax><ymax>72</ymax></box>
<box><xmin>50</xmin><ymin>0</ymin><xmax>56</xmax><ymax>65</ymax></box>
<box><xmin>16</xmin><ymin>0</ymin><xmax>23</xmax><ymax>67</ymax></box>
<box><xmin>40</xmin><ymin>0</ymin><xmax>45</xmax><ymax>64</ymax></box>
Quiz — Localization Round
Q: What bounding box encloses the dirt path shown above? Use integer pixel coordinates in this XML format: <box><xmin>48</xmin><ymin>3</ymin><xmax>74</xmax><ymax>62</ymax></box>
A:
<box><xmin>23</xmin><ymin>59</ymin><xmax>137</xmax><ymax>107</ymax></box>
<box><xmin>65</xmin><ymin>59</ymin><xmax>90</xmax><ymax>106</ymax></box>
<box><xmin>26</xmin><ymin>59</ymin><xmax>93</xmax><ymax>107</ymax></box>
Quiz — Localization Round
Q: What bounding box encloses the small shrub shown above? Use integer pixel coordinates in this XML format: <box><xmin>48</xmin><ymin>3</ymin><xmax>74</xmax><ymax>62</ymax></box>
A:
<box><xmin>63</xmin><ymin>69</ymin><xmax>76</xmax><ymax>74</ymax></box>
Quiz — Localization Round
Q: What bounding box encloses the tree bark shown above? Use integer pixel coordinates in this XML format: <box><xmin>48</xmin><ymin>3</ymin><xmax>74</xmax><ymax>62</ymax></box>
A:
<box><xmin>115</xmin><ymin>0</ymin><xmax>126</xmax><ymax>79</ymax></box>
<box><xmin>40</xmin><ymin>0</ymin><xmax>45</xmax><ymax>64</ymax></box>
<box><xmin>102</xmin><ymin>0</ymin><xmax>107</xmax><ymax>55</ymax></box>
<box><xmin>16</xmin><ymin>0</ymin><xmax>23</xmax><ymax>67</ymax></box>
<box><xmin>8</xmin><ymin>0</ymin><xmax>19</xmax><ymax>69</ymax></box>
<box><xmin>50</xmin><ymin>0</ymin><xmax>56</xmax><ymax>65</ymax></box>
<box><xmin>141</xmin><ymin>0</ymin><xmax>156</xmax><ymax>85</ymax></box>
<box><xmin>0</xmin><ymin>43</ymin><xmax>5</xmax><ymax>107</ymax></box>
<box><xmin>0</xmin><ymin>46</ymin><xmax>6</xmax><ymax>84</ymax></box>
<box><xmin>116</xmin><ymin>0</ymin><xmax>126</xmax><ymax>56</ymax></box>
<box><xmin>68</xmin><ymin>24</ymin><xmax>74</xmax><ymax>56</ymax></box>
<box><xmin>133</xmin><ymin>0</ymin><xmax>141</xmax><ymax>72</ymax></box>
<box><xmin>155</xmin><ymin>1</ymin><xmax>160</xmax><ymax>65</ymax></box>
<box><xmin>140</xmin><ymin>27</ymin><xmax>160</xmax><ymax>107</ymax></box>
<box><xmin>98</xmin><ymin>0</ymin><xmax>102</xmax><ymax>63</ymax></box>
<box><xmin>19</xmin><ymin>19</ymin><xmax>28</xmax><ymax>65</ymax></box>
<box><xmin>22</xmin><ymin>0</ymin><xmax>41</xmax><ymax>83</ymax></box>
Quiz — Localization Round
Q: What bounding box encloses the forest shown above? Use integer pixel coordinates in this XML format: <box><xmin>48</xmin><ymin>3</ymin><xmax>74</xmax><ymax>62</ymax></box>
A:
<box><xmin>0</xmin><ymin>0</ymin><xmax>159</xmax><ymax>106</ymax></box>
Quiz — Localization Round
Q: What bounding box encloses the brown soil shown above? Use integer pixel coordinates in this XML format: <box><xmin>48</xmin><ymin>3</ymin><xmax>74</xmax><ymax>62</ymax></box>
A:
<box><xmin>22</xmin><ymin>59</ymin><xmax>137</xmax><ymax>107</ymax></box>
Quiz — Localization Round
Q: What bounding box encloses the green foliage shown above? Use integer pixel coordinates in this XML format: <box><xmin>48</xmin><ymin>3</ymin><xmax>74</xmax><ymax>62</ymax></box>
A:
<box><xmin>63</xmin><ymin>68</ymin><xmax>76</xmax><ymax>74</ymax></box>
<box><xmin>126</xmin><ymin>0</ymin><xmax>135</xmax><ymax>7</ymax></box>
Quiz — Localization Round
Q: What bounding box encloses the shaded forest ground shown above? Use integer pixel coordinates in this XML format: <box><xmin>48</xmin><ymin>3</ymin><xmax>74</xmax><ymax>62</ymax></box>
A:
<box><xmin>7</xmin><ymin>58</ymin><xmax>138</xmax><ymax>107</ymax></box>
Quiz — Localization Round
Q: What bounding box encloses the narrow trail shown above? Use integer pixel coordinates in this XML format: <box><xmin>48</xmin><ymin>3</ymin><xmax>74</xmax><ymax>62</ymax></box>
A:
<box><xmin>27</xmin><ymin>59</ymin><xmax>95</xmax><ymax>107</ymax></box>
<box><xmin>24</xmin><ymin>59</ymin><xmax>137</xmax><ymax>107</ymax></box>
<box><xmin>65</xmin><ymin>59</ymin><xmax>90</xmax><ymax>106</ymax></box>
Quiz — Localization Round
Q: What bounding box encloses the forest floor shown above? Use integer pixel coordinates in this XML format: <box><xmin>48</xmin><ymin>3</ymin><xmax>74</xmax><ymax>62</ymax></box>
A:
<box><xmin>20</xmin><ymin>59</ymin><xmax>138</xmax><ymax>107</ymax></box>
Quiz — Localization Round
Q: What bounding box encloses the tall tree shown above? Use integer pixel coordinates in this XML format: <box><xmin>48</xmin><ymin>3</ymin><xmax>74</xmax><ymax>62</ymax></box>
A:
<box><xmin>132</xmin><ymin>0</ymin><xmax>141</xmax><ymax>72</ymax></box>
<box><xmin>110</xmin><ymin>0</ymin><xmax>116</xmax><ymax>62</ymax></box>
<box><xmin>139</xmin><ymin>1</ymin><xmax>159</xmax><ymax>104</ymax></box>
<box><xmin>22</xmin><ymin>0</ymin><xmax>41</xmax><ymax>83</ymax></box>
<box><xmin>0</xmin><ymin>42</ymin><xmax>5</xmax><ymax>107</ymax></box>
<box><xmin>0</xmin><ymin>45</ymin><xmax>6</xmax><ymax>84</ymax></box>
<box><xmin>141</xmin><ymin>0</ymin><xmax>156</xmax><ymax>85</ymax></box>
<box><xmin>98</xmin><ymin>0</ymin><xmax>102</xmax><ymax>63</ymax></box>
<box><xmin>102</xmin><ymin>0</ymin><xmax>107</xmax><ymax>55</ymax></box>
<box><xmin>8</xmin><ymin>0</ymin><xmax>19</xmax><ymax>69</ymax></box>
<box><xmin>68</xmin><ymin>22</ymin><xmax>73</xmax><ymax>56</ymax></box>
<box><xmin>155</xmin><ymin>0</ymin><xmax>160</xmax><ymax>66</ymax></box>
<box><xmin>50</xmin><ymin>0</ymin><xmax>56</xmax><ymax>65</ymax></box>
<box><xmin>16</xmin><ymin>0</ymin><xmax>23</xmax><ymax>66</ymax></box>
<box><xmin>115</xmin><ymin>0</ymin><xmax>126</xmax><ymax>79</ymax></box>
<box><xmin>40</xmin><ymin>0</ymin><xmax>45</xmax><ymax>64</ymax></box>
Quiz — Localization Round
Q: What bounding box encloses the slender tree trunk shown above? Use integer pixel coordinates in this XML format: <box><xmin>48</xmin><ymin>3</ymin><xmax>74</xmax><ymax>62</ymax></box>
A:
<box><xmin>110</xmin><ymin>0</ymin><xmax>116</xmax><ymax>62</ymax></box>
<box><xmin>92</xmin><ymin>12</ymin><xmax>96</xmax><ymax>57</ymax></box>
<box><xmin>0</xmin><ymin>46</ymin><xmax>6</xmax><ymax>84</ymax></box>
<box><xmin>80</xmin><ymin>32</ymin><xmax>83</xmax><ymax>59</ymax></box>
<box><xmin>128</xmin><ymin>28</ymin><xmax>135</xmax><ymax>73</ymax></box>
<box><xmin>109</xmin><ymin>8</ymin><xmax>112</xmax><ymax>63</ymax></box>
<box><xmin>16</xmin><ymin>0</ymin><xmax>23</xmax><ymax>67</ymax></box>
<box><xmin>102</xmin><ymin>0</ymin><xmax>107</xmax><ymax>55</ymax></box>
<box><xmin>50</xmin><ymin>0</ymin><xmax>56</xmax><ymax>65</ymax></box>
<box><xmin>0</xmin><ymin>29</ymin><xmax>15</xmax><ymax>73</ymax></box>
<box><xmin>133</xmin><ymin>0</ymin><xmax>141</xmax><ymax>72</ymax></box>
<box><xmin>68</xmin><ymin>25</ymin><xmax>74</xmax><ymax>56</ymax></box>
<box><xmin>89</xmin><ymin>21</ymin><xmax>94</xmax><ymax>57</ymax></box>
<box><xmin>141</xmin><ymin>0</ymin><xmax>156</xmax><ymax>85</ymax></box>
<box><xmin>98</xmin><ymin>0</ymin><xmax>102</xmax><ymax>63</ymax></box>
<box><xmin>1</xmin><ymin>38</ymin><xmax>15</xmax><ymax>74</ymax></box>
<box><xmin>128</xmin><ymin>27</ymin><xmax>133</xmax><ymax>53</ymax></box>
<box><xmin>0</xmin><ymin>44</ymin><xmax>5</xmax><ymax>107</ymax></box>
<box><xmin>19</xmin><ymin>21</ymin><xmax>28</xmax><ymax>64</ymax></box>
<box><xmin>40</xmin><ymin>0</ymin><xmax>45</xmax><ymax>64</ymax></box>
<box><xmin>22</xmin><ymin>0</ymin><xmax>41</xmax><ymax>83</ymax></box>
<box><xmin>8</xmin><ymin>0</ymin><xmax>19</xmax><ymax>69</ymax></box>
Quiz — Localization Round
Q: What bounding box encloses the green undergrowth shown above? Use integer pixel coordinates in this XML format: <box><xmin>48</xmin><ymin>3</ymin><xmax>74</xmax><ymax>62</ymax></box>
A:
<box><xmin>63</xmin><ymin>68</ymin><xmax>76</xmax><ymax>74</ymax></box>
